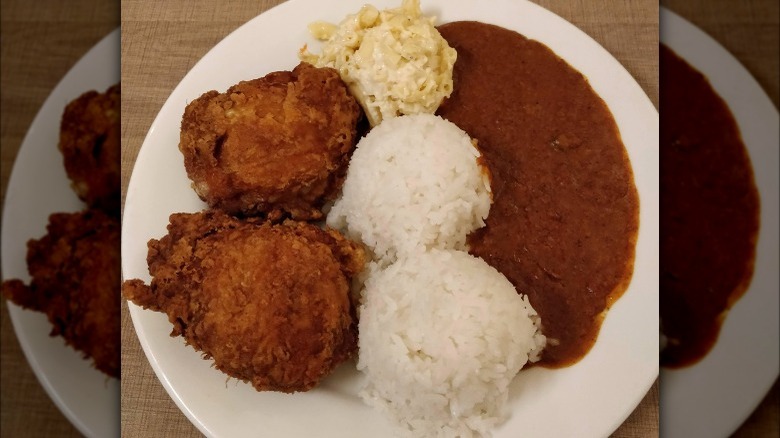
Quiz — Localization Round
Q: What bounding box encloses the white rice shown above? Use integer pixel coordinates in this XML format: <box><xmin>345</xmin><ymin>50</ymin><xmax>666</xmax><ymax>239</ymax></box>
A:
<box><xmin>326</xmin><ymin>114</ymin><xmax>491</xmax><ymax>265</ymax></box>
<box><xmin>329</xmin><ymin>113</ymin><xmax>544</xmax><ymax>436</ymax></box>
<box><xmin>357</xmin><ymin>249</ymin><xmax>546</xmax><ymax>438</ymax></box>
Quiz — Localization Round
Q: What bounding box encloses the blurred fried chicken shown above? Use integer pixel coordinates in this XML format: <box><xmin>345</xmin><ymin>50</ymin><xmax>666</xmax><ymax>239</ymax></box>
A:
<box><xmin>58</xmin><ymin>84</ymin><xmax>121</xmax><ymax>215</ymax></box>
<box><xmin>179</xmin><ymin>62</ymin><xmax>362</xmax><ymax>221</ymax></box>
<box><xmin>2</xmin><ymin>210</ymin><xmax>121</xmax><ymax>378</ymax></box>
<box><xmin>122</xmin><ymin>210</ymin><xmax>365</xmax><ymax>392</ymax></box>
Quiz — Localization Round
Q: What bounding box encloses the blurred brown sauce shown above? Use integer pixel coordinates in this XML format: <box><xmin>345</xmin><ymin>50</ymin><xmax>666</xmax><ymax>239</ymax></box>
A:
<box><xmin>659</xmin><ymin>44</ymin><xmax>759</xmax><ymax>368</ymax></box>
<box><xmin>437</xmin><ymin>21</ymin><xmax>639</xmax><ymax>367</ymax></box>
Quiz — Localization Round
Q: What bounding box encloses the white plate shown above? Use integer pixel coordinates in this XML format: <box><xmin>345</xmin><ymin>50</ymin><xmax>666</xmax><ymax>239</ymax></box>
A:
<box><xmin>659</xmin><ymin>7</ymin><xmax>780</xmax><ymax>438</ymax></box>
<box><xmin>122</xmin><ymin>1</ymin><xmax>658</xmax><ymax>436</ymax></box>
<box><xmin>1</xmin><ymin>29</ymin><xmax>120</xmax><ymax>438</ymax></box>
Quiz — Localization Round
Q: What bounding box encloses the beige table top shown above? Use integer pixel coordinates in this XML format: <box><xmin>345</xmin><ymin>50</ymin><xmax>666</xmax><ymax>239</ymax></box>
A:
<box><xmin>120</xmin><ymin>1</ymin><xmax>658</xmax><ymax>436</ymax></box>
<box><xmin>0</xmin><ymin>1</ymin><xmax>119</xmax><ymax>437</ymax></box>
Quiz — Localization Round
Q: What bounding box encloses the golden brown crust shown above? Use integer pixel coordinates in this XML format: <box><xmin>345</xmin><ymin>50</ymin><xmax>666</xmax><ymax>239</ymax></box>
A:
<box><xmin>122</xmin><ymin>210</ymin><xmax>366</xmax><ymax>392</ymax></box>
<box><xmin>1</xmin><ymin>210</ymin><xmax>121</xmax><ymax>378</ymax></box>
<box><xmin>58</xmin><ymin>84</ymin><xmax>121</xmax><ymax>215</ymax></box>
<box><xmin>178</xmin><ymin>63</ymin><xmax>362</xmax><ymax>221</ymax></box>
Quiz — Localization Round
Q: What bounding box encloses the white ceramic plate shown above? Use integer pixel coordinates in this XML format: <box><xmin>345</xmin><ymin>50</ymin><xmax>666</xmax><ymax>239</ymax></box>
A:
<box><xmin>659</xmin><ymin>8</ymin><xmax>780</xmax><ymax>438</ymax></box>
<box><xmin>1</xmin><ymin>29</ymin><xmax>120</xmax><ymax>438</ymax></box>
<box><xmin>123</xmin><ymin>1</ymin><xmax>659</xmax><ymax>436</ymax></box>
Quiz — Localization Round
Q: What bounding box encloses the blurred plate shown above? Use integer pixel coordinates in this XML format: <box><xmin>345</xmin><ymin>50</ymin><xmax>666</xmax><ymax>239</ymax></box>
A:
<box><xmin>0</xmin><ymin>28</ymin><xmax>120</xmax><ymax>438</ymax></box>
<box><xmin>660</xmin><ymin>7</ymin><xmax>780</xmax><ymax>438</ymax></box>
<box><xmin>123</xmin><ymin>1</ymin><xmax>658</xmax><ymax>436</ymax></box>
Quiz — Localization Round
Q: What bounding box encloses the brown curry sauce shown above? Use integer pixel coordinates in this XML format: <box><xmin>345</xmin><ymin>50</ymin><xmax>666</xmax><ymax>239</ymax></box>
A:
<box><xmin>659</xmin><ymin>44</ymin><xmax>759</xmax><ymax>368</ymax></box>
<box><xmin>436</xmin><ymin>22</ymin><xmax>639</xmax><ymax>367</ymax></box>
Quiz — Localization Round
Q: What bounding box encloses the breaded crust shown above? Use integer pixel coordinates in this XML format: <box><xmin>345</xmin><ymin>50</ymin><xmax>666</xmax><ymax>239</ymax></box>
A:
<box><xmin>1</xmin><ymin>210</ymin><xmax>121</xmax><ymax>378</ymax></box>
<box><xmin>122</xmin><ymin>210</ymin><xmax>365</xmax><ymax>392</ymax></box>
<box><xmin>179</xmin><ymin>62</ymin><xmax>362</xmax><ymax>221</ymax></box>
<box><xmin>58</xmin><ymin>84</ymin><xmax>121</xmax><ymax>215</ymax></box>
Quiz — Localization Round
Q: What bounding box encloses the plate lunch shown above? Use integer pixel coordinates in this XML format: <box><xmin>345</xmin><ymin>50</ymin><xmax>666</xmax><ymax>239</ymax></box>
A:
<box><xmin>123</xmin><ymin>1</ymin><xmax>658</xmax><ymax>436</ymax></box>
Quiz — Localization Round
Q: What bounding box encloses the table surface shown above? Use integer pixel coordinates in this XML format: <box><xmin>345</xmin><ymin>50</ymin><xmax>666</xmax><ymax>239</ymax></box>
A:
<box><xmin>0</xmin><ymin>0</ymin><xmax>776</xmax><ymax>437</ymax></box>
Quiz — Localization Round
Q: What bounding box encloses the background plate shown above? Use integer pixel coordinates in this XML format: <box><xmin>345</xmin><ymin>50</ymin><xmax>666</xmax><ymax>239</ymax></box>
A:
<box><xmin>659</xmin><ymin>7</ymin><xmax>780</xmax><ymax>438</ymax></box>
<box><xmin>1</xmin><ymin>29</ymin><xmax>120</xmax><ymax>438</ymax></box>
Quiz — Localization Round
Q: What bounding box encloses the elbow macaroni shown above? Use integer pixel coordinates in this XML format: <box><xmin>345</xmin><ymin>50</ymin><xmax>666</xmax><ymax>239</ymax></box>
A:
<box><xmin>299</xmin><ymin>0</ymin><xmax>456</xmax><ymax>126</ymax></box>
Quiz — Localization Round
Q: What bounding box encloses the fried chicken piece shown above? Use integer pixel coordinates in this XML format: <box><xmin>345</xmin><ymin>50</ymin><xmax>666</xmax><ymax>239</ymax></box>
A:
<box><xmin>58</xmin><ymin>84</ymin><xmax>121</xmax><ymax>215</ymax></box>
<box><xmin>122</xmin><ymin>210</ymin><xmax>365</xmax><ymax>392</ymax></box>
<box><xmin>1</xmin><ymin>210</ymin><xmax>121</xmax><ymax>378</ymax></box>
<box><xmin>179</xmin><ymin>62</ymin><xmax>362</xmax><ymax>221</ymax></box>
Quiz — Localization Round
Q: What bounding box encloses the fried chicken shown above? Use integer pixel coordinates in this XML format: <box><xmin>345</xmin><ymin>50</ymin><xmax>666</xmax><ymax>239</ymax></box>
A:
<box><xmin>122</xmin><ymin>210</ymin><xmax>365</xmax><ymax>392</ymax></box>
<box><xmin>179</xmin><ymin>62</ymin><xmax>362</xmax><ymax>221</ymax></box>
<box><xmin>1</xmin><ymin>209</ymin><xmax>121</xmax><ymax>378</ymax></box>
<box><xmin>58</xmin><ymin>84</ymin><xmax>121</xmax><ymax>215</ymax></box>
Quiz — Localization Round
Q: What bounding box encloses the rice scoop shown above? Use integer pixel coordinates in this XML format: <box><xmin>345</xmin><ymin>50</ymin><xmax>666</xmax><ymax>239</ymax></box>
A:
<box><xmin>358</xmin><ymin>249</ymin><xmax>546</xmax><ymax>437</ymax></box>
<box><xmin>327</xmin><ymin>114</ymin><xmax>491</xmax><ymax>265</ymax></box>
